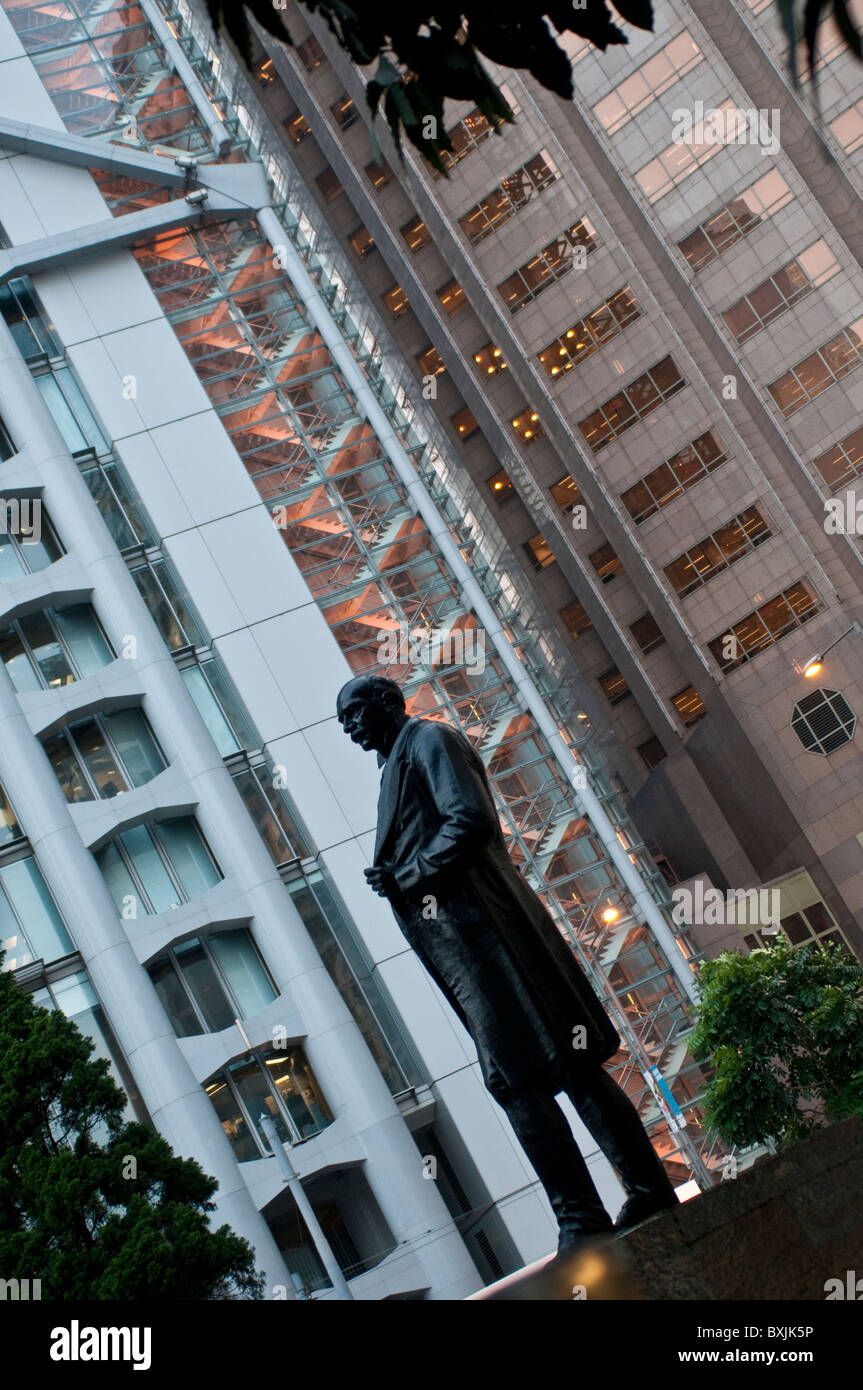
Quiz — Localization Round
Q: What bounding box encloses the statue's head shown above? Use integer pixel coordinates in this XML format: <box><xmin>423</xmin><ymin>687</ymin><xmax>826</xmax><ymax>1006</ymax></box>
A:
<box><xmin>336</xmin><ymin>675</ymin><xmax>407</xmax><ymax>754</ymax></box>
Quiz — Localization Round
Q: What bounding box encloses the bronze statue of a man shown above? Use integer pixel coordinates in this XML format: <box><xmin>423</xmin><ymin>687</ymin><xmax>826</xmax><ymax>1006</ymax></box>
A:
<box><xmin>337</xmin><ymin>674</ymin><xmax>676</xmax><ymax>1257</ymax></box>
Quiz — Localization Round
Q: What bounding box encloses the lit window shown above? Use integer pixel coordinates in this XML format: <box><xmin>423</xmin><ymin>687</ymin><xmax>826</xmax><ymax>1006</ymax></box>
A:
<box><xmin>297</xmin><ymin>35</ymin><xmax>325</xmax><ymax>71</ymax></box>
<box><xmin>452</xmin><ymin>405</ymin><xmax>479</xmax><ymax>440</ymax></box>
<box><xmin>487</xmin><ymin>469</ymin><xmax>513</xmax><ymax>501</ymax></box>
<box><xmin>435</xmin><ymin>94</ymin><xmax>521</xmax><ymax>174</ymax></box>
<box><xmin>599</xmin><ymin>668</ymin><xmax>630</xmax><ymax>705</ymax></box>
<box><xmin>383</xmin><ymin>285</ymin><xmax>410</xmax><ymax>318</ymax></box>
<box><xmin>589</xmin><ymin>542</ymin><xmax>623</xmax><ymax>583</ymax></box>
<box><xmin>635</xmin><ymin>100</ymin><xmax>743</xmax><ymax>202</ymax></box>
<box><xmin>401</xmin><ymin>216</ymin><xmax>431</xmax><ymax>252</ymax></box>
<box><xmin>284</xmin><ymin>111</ymin><xmax>311</xmax><ymax>143</ymax></box>
<box><xmin>525</xmin><ymin>534</ymin><xmax>554</xmax><ymax>569</ymax></box>
<box><xmin>205</xmin><ymin>1045</ymin><xmax>333</xmax><ymax>1162</ymax></box>
<box><xmin>550</xmin><ymin>475</ymin><xmax>585</xmax><ymax>510</ymax></box>
<box><xmin>417</xmin><ymin>345</ymin><xmax>446</xmax><ymax>377</ymax></box>
<box><xmin>672</xmin><ymin>685</ymin><xmax>706</xmax><ymax>726</ymax></box>
<box><xmin>497</xmin><ymin>219</ymin><xmax>599</xmax><ymax>313</ymax></box>
<box><xmin>812</xmin><ymin>425</ymin><xmax>863</xmax><ymax>491</ymax></box>
<box><xmin>472</xmin><ymin>342</ymin><xmax>507</xmax><ymax>376</ymax></box>
<box><xmin>578</xmin><ymin>357</ymin><xmax>685</xmax><ymax>453</ymax></box>
<box><xmin>538</xmin><ymin>286</ymin><xmax>639</xmax><ymax>378</ymax></box>
<box><xmin>768</xmin><ymin>318</ymin><xmax>863</xmax><ymax>417</ymax></box>
<box><xmin>349</xmin><ymin>226</ymin><xmax>375</xmax><ymax>258</ymax></box>
<box><xmin>560</xmin><ymin>599</ymin><xmax>593</xmax><ymax>638</ymax></box>
<box><xmin>458</xmin><ymin>151</ymin><xmax>559</xmax><ymax>245</ymax></box>
<box><xmin>510</xmin><ymin>406</ymin><xmax>543</xmax><ymax>444</ymax></box>
<box><xmin>677</xmin><ymin>169</ymin><xmax>793</xmax><ymax>271</ymax></box>
<box><xmin>620</xmin><ymin>430</ymin><xmax>729</xmax><ymax>522</ymax></box>
<box><xmin>436</xmin><ymin>279</ymin><xmax>468</xmax><ymax>317</ymax></box>
<box><xmin>593</xmin><ymin>32</ymin><xmax>702</xmax><ymax>134</ymax></box>
<box><xmin>331</xmin><ymin>94</ymin><xmax>357</xmax><ymax>129</ymax></box>
<box><xmin>365</xmin><ymin>158</ymin><xmax>394</xmax><ymax>191</ymax></box>
<box><xmin>708</xmin><ymin>581</ymin><xmax>821</xmax><ymax>671</ymax></box>
<box><xmin>664</xmin><ymin>507</ymin><xmax>772</xmax><ymax>597</ymax></box>
<box><xmin>722</xmin><ymin>240</ymin><xmax>839</xmax><ymax>344</ymax></box>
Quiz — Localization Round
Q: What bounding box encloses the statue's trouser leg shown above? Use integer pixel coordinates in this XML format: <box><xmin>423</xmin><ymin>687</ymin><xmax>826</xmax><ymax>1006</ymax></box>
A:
<box><xmin>565</xmin><ymin>1065</ymin><xmax>677</xmax><ymax>1208</ymax></box>
<box><xmin>499</xmin><ymin>1087</ymin><xmax>614</xmax><ymax>1235</ymax></box>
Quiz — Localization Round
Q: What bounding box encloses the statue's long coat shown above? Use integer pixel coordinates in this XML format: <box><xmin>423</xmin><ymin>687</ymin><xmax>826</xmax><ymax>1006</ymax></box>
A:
<box><xmin>374</xmin><ymin>717</ymin><xmax>620</xmax><ymax>1099</ymax></box>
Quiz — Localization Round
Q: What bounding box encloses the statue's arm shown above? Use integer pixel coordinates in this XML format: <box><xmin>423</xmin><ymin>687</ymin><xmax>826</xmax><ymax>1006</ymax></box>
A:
<box><xmin>392</xmin><ymin>723</ymin><xmax>497</xmax><ymax>893</ymax></box>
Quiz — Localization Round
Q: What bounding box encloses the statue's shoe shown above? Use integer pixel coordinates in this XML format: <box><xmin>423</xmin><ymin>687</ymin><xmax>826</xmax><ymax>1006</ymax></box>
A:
<box><xmin>613</xmin><ymin>1190</ymin><xmax>678</xmax><ymax>1233</ymax></box>
<box><xmin>556</xmin><ymin>1223</ymin><xmax>613</xmax><ymax>1259</ymax></box>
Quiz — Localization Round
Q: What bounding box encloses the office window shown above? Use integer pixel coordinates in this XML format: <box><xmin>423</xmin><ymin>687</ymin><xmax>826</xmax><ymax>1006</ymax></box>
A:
<box><xmin>511</xmin><ymin>407</ymin><xmax>543</xmax><ymax>444</ymax></box>
<box><xmin>0</xmin><ymin>604</ymin><xmax>113</xmax><ymax>693</ymax></box>
<box><xmin>708</xmin><ymin>581</ymin><xmax>821</xmax><ymax>671</ymax></box>
<box><xmin>316</xmin><ymin>169</ymin><xmax>344</xmax><ymax>203</ymax></box>
<box><xmin>458</xmin><ymin>151</ymin><xmax>558</xmax><ymax>245</ymax></box>
<box><xmin>589</xmin><ymin>542</ymin><xmax>623</xmax><ymax>583</ymax></box>
<box><xmin>284</xmin><ymin>110</ymin><xmax>311</xmax><ymax>143</ymax></box>
<box><xmin>43</xmin><ymin>708</ymin><xmax>165</xmax><ymax>803</ymax></box>
<box><xmin>538</xmin><ymin>286</ymin><xmax>639</xmax><ymax>378</ymax></box>
<box><xmin>365</xmin><ymin>158</ymin><xmax>394</xmax><ymax>190</ymax></box>
<box><xmin>438</xmin><ymin>106</ymin><xmax>494</xmax><ymax>171</ymax></box>
<box><xmin>592</xmin><ymin>32</ymin><xmax>702</xmax><ymax>134</ymax></box>
<box><xmin>0</xmin><ymin>413</ymin><xmax>14</xmax><ymax>462</ymax></box>
<box><xmin>205</xmin><ymin>1045</ymin><xmax>333</xmax><ymax>1161</ymax></box>
<box><xmin>830</xmin><ymin>97</ymin><xmax>863</xmax><ymax>154</ymax></box>
<box><xmin>722</xmin><ymin>240</ymin><xmax>840</xmax><ymax>344</ymax></box>
<box><xmin>81</xmin><ymin>459</ymin><xmax>155</xmax><ymax>549</ymax></box>
<box><xmin>497</xmin><ymin>219</ymin><xmax>599</xmax><ymax>313</ymax></box>
<box><xmin>297</xmin><ymin>35</ymin><xmax>325</xmax><ymax>70</ymax></box>
<box><xmin>812</xmin><ymin>425</ymin><xmax>863</xmax><ymax>490</ymax></box>
<box><xmin>96</xmin><ymin>816</ymin><xmax>222</xmax><ymax>917</ymax></box>
<box><xmin>0</xmin><ymin>498</ymin><xmax>62</xmax><ymax>581</ymax></box>
<box><xmin>599</xmin><ymin>668</ymin><xmax>630</xmax><ymax>705</ymax></box>
<box><xmin>417</xmin><ymin>345</ymin><xmax>446</xmax><ymax>378</ymax></box>
<box><xmin>348</xmin><ymin>226</ymin><xmax>375</xmax><ymax>258</ymax></box>
<box><xmin>149</xmin><ymin>928</ymin><xmax>277</xmax><ymax>1036</ymax></box>
<box><xmin>436</xmin><ymin>279</ymin><xmax>468</xmax><ymax>317</ymax></box>
<box><xmin>560</xmin><ymin>599</ymin><xmax>592</xmax><ymax>638</ymax></box>
<box><xmin>0</xmin><ymin>276</ymin><xmax>61</xmax><ymax>362</ymax></box>
<box><xmin>665</xmin><ymin>507</ymin><xmax>772</xmax><ymax>597</ymax></box>
<box><xmin>768</xmin><ymin>318</ymin><xmax>863</xmax><ymax>416</ymax></box>
<box><xmin>34</xmin><ymin>366</ymin><xmax>109</xmax><ymax>456</ymax></box>
<box><xmin>672</xmin><ymin>685</ymin><xmax>707</xmax><ymax>726</ymax></box>
<box><xmin>130</xmin><ymin>555</ymin><xmax>206</xmax><ymax>651</ymax></box>
<box><xmin>487</xmin><ymin>469</ymin><xmax>513</xmax><ymax>501</ymax></box>
<box><xmin>180</xmin><ymin>654</ymin><xmax>257</xmax><ymax>757</ymax></box>
<box><xmin>473</xmin><ymin>342</ymin><xmax>507</xmax><ymax>376</ymax></box>
<box><xmin>383</xmin><ymin>285</ymin><xmax>410</xmax><ymax>318</ymax></box>
<box><xmin>620</xmin><ymin>430</ymin><xmax>730</xmax><ymax>522</ymax></box>
<box><xmin>578</xmin><ymin>357</ymin><xmax>685</xmax><ymax>453</ymax></box>
<box><xmin>637</xmin><ymin>736</ymin><xmax>667</xmax><ymax>771</ymax></box>
<box><xmin>551</xmin><ymin>475</ymin><xmax>585</xmax><ymax>510</ymax></box>
<box><xmin>231</xmin><ymin>759</ymin><xmax>310</xmax><ymax>865</ymax></box>
<box><xmin>0</xmin><ymin>852</ymin><xmax>75</xmax><ymax>972</ymax></box>
<box><xmin>331</xmin><ymin>93</ymin><xmax>357</xmax><ymax>129</ymax></box>
<box><xmin>635</xmin><ymin>100</ymin><xmax>743</xmax><ymax>201</ymax></box>
<box><xmin>676</xmin><ymin>170</ymin><xmax>793</xmax><ymax>271</ymax></box>
<box><xmin>525</xmin><ymin>534</ymin><xmax>554</xmax><ymax>570</ymax></box>
<box><xmin>401</xmin><ymin>215</ymin><xmax>430</xmax><ymax>252</ymax></box>
<box><xmin>452</xmin><ymin>406</ymin><xmax>479</xmax><ymax>441</ymax></box>
<box><xmin>630</xmin><ymin>614</ymin><xmax>665</xmax><ymax>654</ymax></box>
<box><xmin>267</xmin><ymin>1167</ymin><xmax>397</xmax><ymax>1292</ymax></box>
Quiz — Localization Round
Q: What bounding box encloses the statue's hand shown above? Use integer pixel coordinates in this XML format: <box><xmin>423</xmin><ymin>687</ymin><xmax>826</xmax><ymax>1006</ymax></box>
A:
<box><xmin>365</xmin><ymin>865</ymin><xmax>398</xmax><ymax>898</ymax></box>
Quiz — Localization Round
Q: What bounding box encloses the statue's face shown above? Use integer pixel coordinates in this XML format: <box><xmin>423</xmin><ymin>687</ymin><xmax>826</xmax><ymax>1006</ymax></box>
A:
<box><xmin>336</xmin><ymin>689</ymin><xmax>395</xmax><ymax>753</ymax></box>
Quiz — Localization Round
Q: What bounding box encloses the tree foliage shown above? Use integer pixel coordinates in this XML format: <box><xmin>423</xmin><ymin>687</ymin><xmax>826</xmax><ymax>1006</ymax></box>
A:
<box><xmin>688</xmin><ymin>938</ymin><xmax>863</xmax><ymax>1151</ymax></box>
<box><xmin>0</xmin><ymin>958</ymin><xmax>264</xmax><ymax>1300</ymax></box>
<box><xmin>204</xmin><ymin>1</ymin><xmax>863</xmax><ymax>173</ymax></box>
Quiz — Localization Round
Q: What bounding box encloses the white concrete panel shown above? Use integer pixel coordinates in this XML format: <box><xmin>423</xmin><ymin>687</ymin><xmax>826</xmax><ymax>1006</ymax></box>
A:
<box><xmin>39</xmin><ymin>253</ymin><xmax>164</xmax><ymax>342</ymax></box>
<box><xmin>266</xmin><ymin>730</ymin><xmax>354</xmax><ymax>847</ymax></box>
<box><xmin>163</xmin><ymin>527</ymin><xmax>246</xmax><ymax>635</ymax></box>
<box><xmin>247</xmin><ymin>605</ymin><xmax>355</xmax><ymax>732</ymax></box>
<box><xmin>113</xmin><ymin>430</ymin><xmax>196</xmax><ymax>537</ymax></box>
<box><xmin>89</xmin><ymin>318</ymin><xmax>214</xmax><ymax>430</ymax></box>
<box><xmin>0</xmin><ymin>4</ymin><xmax>25</xmax><ymax>60</ymax></box>
<box><xmin>8</xmin><ymin>152</ymin><xmax>108</xmax><ymax>233</ymax></box>
<box><xmin>318</xmin><ymin>837</ymin><xmax>408</xmax><ymax>961</ymax></box>
<box><xmin>375</xmin><ymin>951</ymin><xmax>477</xmax><ymax>1078</ymax></box>
<box><xmin>212</xmin><ymin>627</ymin><xmax>299</xmax><ymax>742</ymax></box>
<box><xmin>301</xmin><ymin>713</ymin><xmax>380</xmax><ymax>840</ymax></box>
<box><xmin>147</xmin><ymin>411</ymin><xmax>263</xmax><ymax>527</ymax></box>
<box><xmin>0</xmin><ymin>161</ymin><xmax>45</xmax><ymax>243</ymax></box>
<box><xmin>0</xmin><ymin>57</ymin><xmax>65</xmax><ymax>130</ymax></box>
<box><xmin>189</xmin><ymin>508</ymin><xmax>313</xmax><ymax>626</ymax></box>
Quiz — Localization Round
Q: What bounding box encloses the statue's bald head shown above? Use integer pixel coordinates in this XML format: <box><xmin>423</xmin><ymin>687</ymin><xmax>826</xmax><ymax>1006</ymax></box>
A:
<box><xmin>336</xmin><ymin>675</ymin><xmax>407</xmax><ymax>755</ymax></box>
<box><xmin>336</xmin><ymin>674</ymin><xmax>405</xmax><ymax>718</ymax></box>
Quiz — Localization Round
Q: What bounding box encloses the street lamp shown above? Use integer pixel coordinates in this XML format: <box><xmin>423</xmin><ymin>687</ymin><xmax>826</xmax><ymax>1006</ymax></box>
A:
<box><xmin>802</xmin><ymin>620</ymin><xmax>863</xmax><ymax>677</ymax></box>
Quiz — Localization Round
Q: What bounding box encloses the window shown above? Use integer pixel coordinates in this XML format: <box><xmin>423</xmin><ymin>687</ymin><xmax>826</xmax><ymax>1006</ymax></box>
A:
<box><xmin>677</xmin><ymin>170</ymin><xmax>793</xmax><ymax>271</ymax></box>
<box><xmin>180</xmin><ymin>655</ymin><xmax>257</xmax><ymax>757</ymax></box>
<box><xmin>497</xmin><ymin>219</ymin><xmax>599</xmax><ymax>313</ymax></box>
<box><xmin>620</xmin><ymin>430</ymin><xmax>730</xmax><ymax>522</ymax></box>
<box><xmin>630</xmin><ymin>614</ymin><xmax>665</xmax><ymax>654</ymax></box>
<box><xmin>95</xmin><ymin>817</ymin><xmax>222</xmax><ymax>917</ymax></box>
<box><xmin>637</xmin><ymin>736</ymin><xmax>667</xmax><ymax>770</ymax></box>
<box><xmin>348</xmin><ymin>226</ymin><xmax>375</xmax><ymax>259</ymax></box>
<box><xmin>708</xmin><ymin>581</ymin><xmax>821</xmax><ymax>671</ymax></box>
<box><xmin>436</xmin><ymin>279</ymin><xmax>468</xmax><ymax>317</ymax></box>
<box><xmin>487</xmin><ymin>469</ymin><xmax>513</xmax><ymax>501</ymax></box>
<box><xmin>672</xmin><ymin>685</ymin><xmax>707</xmax><ymax>726</ymax></box>
<box><xmin>579</xmin><ymin>357</ymin><xmax>685</xmax><ymax>453</ymax></box>
<box><xmin>768</xmin><ymin>318</ymin><xmax>863</xmax><ymax>417</ymax></box>
<box><xmin>592</xmin><ymin>32</ymin><xmax>702</xmax><ymax>134</ymax></box>
<box><xmin>43</xmin><ymin>707</ymin><xmax>165</xmax><ymax>802</ymax></box>
<box><xmin>331</xmin><ymin>94</ymin><xmax>357</xmax><ymax>129</ymax></box>
<box><xmin>452</xmin><ymin>406</ymin><xmax>479</xmax><ymax>441</ymax></box>
<box><xmin>775</xmin><ymin>900</ymin><xmax>846</xmax><ymax>951</ymax></box>
<box><xmin>792</xmin><ymin>688</ymin><xmax>856</xmax><ymax>755</ymax></box>
<box><xmin>830</xmin><ymin>97</ymin><xmax>863</xmax><ymax>154</ymax></box>
<box><xmin>0</xmin><ymin>414</ymin><xmax>14</xmax><ymax>462</ymax></box>
<box><xmin>560</xmin><ymin>599</ymin><xmax>593</xmax><ymax>638</ymax></box>
<box><xmin>266</xmin><ymin>1168</ymin><xmax>396</xmax><ymax>1291</ymax></box>
<box><xmin>812</xmin><ymin>425</ymin><xmax>863</xmax><ymax>491</ymax></box>
<box><xmin>511</xmin><ymin>407</ymin><xmax>543</xmax><ymax>444</ymax></box>
<box><xmin>316</xmin><ymin>169</ymin><xmax>344</xmax><ymax>203</ymax></box>
<box><xmin>284</xmin><ymin>110</ymin><xmax>311</xmax><ymax>143</ymax></box>
<box><xmin>438</xmin><ymin>106</ymin><xmax>494</xmax><ymax>171</ymax></box>
<box><xmin>635</xmin><ymin>100</ymin><xmax>744</xmax><ymax>201</ymax></box>
<box><xmin>205</xmin><ymin>1044</ymin><xmax>333</xmax><ymax>1161</ymax></box>
<box><xmin>0</xmin><ymin>852</ymin><xmax>74</xmax><ymax>971</ymax></box>
<box><xmin>458</xmin><ymin>151</ymin><xmax>558</xmax><ymax>245</ymax></box>
<box><xmin>539</xmin><ymin>286</ymin><xmax>639</xmax><ymax>379</ymax></box>
<box><xmin>129</xmin><ymin>555</ymin><xmax>206</xmax><ymax>651</ymax></box>
<box><xmin>81</xmin><ymin>459</ymin><xmax>154</xmax><ymax>549</ymax></box>
<box><xmin>473</xmin><ymin>342</ymin><xmax>507</xmax><ymax>377</ymax></box>
<box><xmin>383</xmin><ymin>285</ymin><xmax>410</xmax><ymax>318</ymax></box>
<box><xmin>417</xmin><ymin>345</ymin><xmax>446</xmax><ymax>378</ymax></box>
<box><xmin>589</xmin><ymin>542</ymin><xmax>623</xmax><ymax>583</ymax></box>
<box><xmin>34</xmin><ymin>366</ymin><xmax>109</xmax><ymax>456</ymax></box>
<box><xmin>525</xmin><ymin>534</ymin><xmax>554</xmax><ymax>569</ymax></box>
<box><xmin>231</xmin><ymin>759</ymin><xmax>310</xmax><ymax>865</ymax></box>
<box><xmin>664</xmin><ymin>507</ymin><xmax>772</xmax><ymax>597</ymax></box>
<box><xmin>722</xmin><ymin>240</ymin><xmax>840</xmax><ymax>344</ymax></box>
<box><xmin>297</xmin><ymin>35</ymin><xmax>325</xmax><ymax>70</ymax></box>
<box><xmin>401</xmin><ymin>215</ymin><xmax>430</xmax><ymax>252</ymax></box>
<box><xmin>365</xmin><ymin>158</ymin><xmax>393</xmax><ymax>191</ymax></box>
<box><xmin>0</xmin><ymin>497</ymin><xmax>62</xmax><ymax>580</ymax></box>
<box><xmin>599</xmin><ymin>668</ymin><xmax>630</xmax><ymax>705</ymax></box>
<box><xmin>551</xmin><ymin>475</ymin><xmax>585</xmax><ymax>510</ymax></box>
<box><xmin>149</xmin><ymin>928</ymin><xmax>277</xmax><ymax>1036</ymax></box>
<box><xmin>0</xmin><ymin>277</ymin><xmax>61</xmax><ymax>362</ymax></box>
<box><xmin>0</xmin><ymin>604</ymin><xmax>114</xmax><ymax>693</ymax></box>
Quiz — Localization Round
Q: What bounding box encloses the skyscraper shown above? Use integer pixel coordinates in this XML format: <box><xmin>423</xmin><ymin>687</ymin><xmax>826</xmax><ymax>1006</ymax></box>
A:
<box><xmin>3</xmin><ymin>0</ymin><xmax>856</xmax><ymax>1299</ymax></box>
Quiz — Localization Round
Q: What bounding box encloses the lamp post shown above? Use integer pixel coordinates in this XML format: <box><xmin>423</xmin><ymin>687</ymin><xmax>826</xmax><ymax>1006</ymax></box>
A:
<box><xmin>802</xmin><ymin>620</ymin><xmax>863</xmax><ymax>678</ymax></box>
<box><xmin>258</xmin><ymin>1113</ymin><xmax>354</xmax><ymax>1301</ymax></box>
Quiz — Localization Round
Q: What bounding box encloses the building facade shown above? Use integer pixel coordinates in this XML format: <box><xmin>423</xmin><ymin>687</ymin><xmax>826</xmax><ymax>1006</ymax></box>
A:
<box><xmin>4</xmin><ymin>0</ymin><xmax>858</xmax><ymax>1299</ymax></box>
